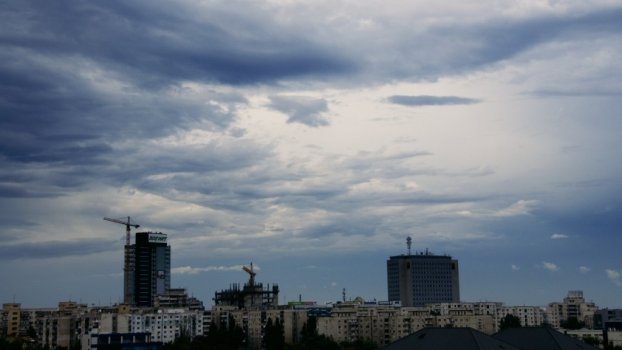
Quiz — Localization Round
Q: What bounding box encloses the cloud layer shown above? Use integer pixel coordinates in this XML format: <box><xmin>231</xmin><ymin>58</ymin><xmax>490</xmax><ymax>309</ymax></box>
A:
<box><xmin>1</xmin><ymin>0</ymin><xmax>622</xmax><ymax>308</ymax></box>
<box><xmin>388</xmin><ymin>95</ymin><xmax>481</xmax><ymax>107</ymax></box>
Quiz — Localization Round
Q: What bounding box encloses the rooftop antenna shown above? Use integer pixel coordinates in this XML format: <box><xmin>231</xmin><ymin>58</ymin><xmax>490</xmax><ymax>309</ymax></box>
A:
<box><xmin>342</xmin><ymin>288</ymin><xmax>346</xmax><ymax>303</ymax></box>
<box><xmin>406</xmin><ymin>236</ymin><xmax>412</xmax><ymax>256</ymax></box>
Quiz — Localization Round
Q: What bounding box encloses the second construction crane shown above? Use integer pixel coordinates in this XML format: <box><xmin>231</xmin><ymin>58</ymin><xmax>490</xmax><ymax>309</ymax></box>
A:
<box><xmin>214</xmin><ymin>262</ymin><xmax>279</xmax><ymax>309</ymax></box>
<box><xmin>242</xmin><ymin>263</ymin><xmax>257</xmax><ymax>287</ymax></box>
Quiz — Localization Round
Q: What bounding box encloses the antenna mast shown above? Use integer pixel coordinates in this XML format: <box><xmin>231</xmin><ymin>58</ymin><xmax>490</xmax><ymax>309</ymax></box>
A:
<box><xmin>406</xmin><ymin>236</ymin><xmax>412</xmax><ymax>255</ymax></box>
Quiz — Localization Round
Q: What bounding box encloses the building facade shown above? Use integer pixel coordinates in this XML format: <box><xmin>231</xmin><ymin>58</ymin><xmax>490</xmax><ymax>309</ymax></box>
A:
<box><xmin>315</xmin><ymin>302</ymin><xmax>497</xmax><ymax>346</ymax></box>
<box><xmin>85</xmin><ymin>332</ymin><xmax>160</xmax><ymax>350</ymax></box>
<box><xmin>128</xmin><ymin>308</ymin><xmax>204</xmax><ymax>344</ymax></box>
<box><xmin>496</xmin><ymin>305</ymin><xmax>545</xmax><ymax>329</ymax></box>
<box><xmin>1</xmin><ymin>303</ymin><xmax>22</xmax><ymax>339</ymax></box>
<box><xmin>387</xmin><ymin>250</ymin><xmax>460</xmax><ymax>307</ymax></box>
<box><xmin>210</xmin><ymin>305</ymin><xmax>308</xmax><ymax>350</ymax></box>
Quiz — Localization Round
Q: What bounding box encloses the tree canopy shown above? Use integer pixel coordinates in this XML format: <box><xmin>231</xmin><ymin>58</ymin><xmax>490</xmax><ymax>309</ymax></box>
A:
<box><xmin>499</xmin><ymin>314</ymin><xmax>522</xmax><ymax>330</ymax></box>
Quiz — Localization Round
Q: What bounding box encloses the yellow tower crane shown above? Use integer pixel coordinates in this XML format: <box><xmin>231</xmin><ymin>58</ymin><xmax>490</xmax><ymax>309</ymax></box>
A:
<box><xmin>242</xmin><ymin>263</ymin><xmax>256</xmax><ymax>287</ymax></box>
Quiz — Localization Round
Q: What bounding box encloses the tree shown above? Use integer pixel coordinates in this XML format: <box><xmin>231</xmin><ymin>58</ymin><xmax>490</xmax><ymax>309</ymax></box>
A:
<box><xmin>499</xmin><ymin>314</ymin><xmax>522</xmax><ymax>330</ymax></box>
<box><xmin>561</xmin><ymin>317</ymin><xmax>585</xmax><ymax>330</ymax></box>
<box><xmin>341</xmin><ymin>338</ymin><xmax>377</xmax><ymax>350</ymax></box>
<box><xmin>162</xmin><ymin>331</ymin><xmax>191</xmax><ymax>350</ymax></box>
<box><xmin>289</xmin><ymin>317</ymin><xmax>340</xmax><ymax>350</ymax></box>
<box><xmin>227</xmin><ymin>315</ymin><xmax>246</xmax><ymax>349</ymax></box>
<box><xmin>605</xmin><ymin>342</ymin><xmax>622</xmax><ymax>350</ymax></box>
<box><xmin>264</xmin><ymin>317</ymin><xmax>285</xmax><ymax>350</ymax></box>
<box><xmin>202</xmin><ymin>317</ymin><xmax>245</xmax><ymax>350</ymax></box>
<box><xmin>0</xmin><ymin>338</ymin><xmax>24</xmax><ymax>350</ymax></box>
<box><xmin>582</xmin><ymin>335</ymin><xmax>600</xmax><ymax>347</ymax></box>
<box><xmin>301</xmin><ymin>317</ymin><xmax>318</xmax><ymax>339</ymax></box>
<box><xmin>26</xmin><ymin>325</ymin><xmax>37</xmax><ymax>340</ymax></box>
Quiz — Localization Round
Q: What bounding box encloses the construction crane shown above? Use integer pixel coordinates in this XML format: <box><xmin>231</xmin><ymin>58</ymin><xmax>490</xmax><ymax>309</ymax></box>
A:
<box><xmin>104</xmin><ymin>216</ymin><xmax>140</xmax><ymax>246</ymax></box>
<box><xmin>242</xmin><ymin>263</ymin><xmax>256</xmax><ymax>287</ymax></box>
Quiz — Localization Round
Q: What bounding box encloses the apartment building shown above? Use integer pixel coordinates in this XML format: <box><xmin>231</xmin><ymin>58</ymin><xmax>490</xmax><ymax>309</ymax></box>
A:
<box><xmin>546</xmin><ymin>291</ymin><xmax>597</xmax><ymax>328</ymax></box>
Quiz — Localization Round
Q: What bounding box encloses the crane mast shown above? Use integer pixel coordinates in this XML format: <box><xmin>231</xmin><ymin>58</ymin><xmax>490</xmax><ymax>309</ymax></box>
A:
<box><xmin>103</xmin><ymin>216</ymin><xmax>140</xmax><ymax>305</ymax></box>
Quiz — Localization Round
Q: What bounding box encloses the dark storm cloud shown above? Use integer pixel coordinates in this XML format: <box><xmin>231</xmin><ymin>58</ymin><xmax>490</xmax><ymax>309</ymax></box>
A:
<box><xmin>268</xmin><ymin>96</ymin><xmax>330</xmax><ymax>127</ymax></box>
<box><xmin>0</xmin><ymin>0</ymin><xmax>351</xmax><ymax>204</ymax></box>
<box><xmin>0</xmin><ymin>239</ymin><xmax>117</xmax><ymax>260</ymax></box>
<box><xmin>0</xmin><ymin>184</ymin><xmax>63</xmax><ymax>198</ymax></box>
<box><xmin>0</xmin><ymin>0</ymin><xmax>619</xmax><ymax>240</ymax></box>
<box><xmin>387</xmin><ymin>95</ymin><xmax>481</xmax><ymax>107</ymax></box>
<box><xmin>0</xmin><ymin>51</ymin><xmax>250</xmax><ymax>198</ymax></box>
<box><xmin>371</xmin><ymin>6</ymin><xmax>622</xmax><ymax>82</ymax></box>
<box><xmin>2</xmin><ymin>1</ymin><xmax>621</xmax><ymax>92</ymax></box>
<box><xmin>1</xmin><ymin>1</ymin><xmax>353</xmax><ymax>87</ymax></box>
<box><xmin>300</xmin><ymin>215</ymin><xmax>383</xmax><ymax>239</ymax></box>
<box><xmin>0</xmin><ymin>0</ymin><xmax>351</xmax><ymax>198</ymax></box>
<box><xmin>1</xmin><ymin>0</ymin><xmax>620</xmax><ymax>173</ymax></box>
<box><xmin>0</xmin><ymin>53</ymin><xmax>225</xmax><ymax>162</ymax></box>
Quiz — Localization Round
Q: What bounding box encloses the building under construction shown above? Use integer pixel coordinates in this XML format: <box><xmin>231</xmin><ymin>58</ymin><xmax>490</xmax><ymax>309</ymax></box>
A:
<box><xmin>213</xmin><ymin>263</ymin><xmax>279</xmax><ymax>309</ymax></box>
<box><xmin>103</xmin><ymin>217</ymin><xmax>171</xmax><ymax>307</ymax></box>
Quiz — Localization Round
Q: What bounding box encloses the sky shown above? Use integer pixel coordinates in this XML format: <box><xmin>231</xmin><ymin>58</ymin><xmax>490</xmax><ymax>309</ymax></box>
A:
<box><xmin>1</xmin><ymin>0</ymin><xmax>621</xmax><ymax>309</ymax></box>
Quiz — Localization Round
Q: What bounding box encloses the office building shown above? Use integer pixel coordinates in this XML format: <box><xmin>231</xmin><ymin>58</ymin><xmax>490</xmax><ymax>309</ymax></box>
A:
<box><xmin>387</xmin><ymin>246</ymin><xmax>460</xmax><ymax>307</ymax></box>
<box><xmin>127</xmin><ymin>232</ymin><xmax>171</xmax><ymax>307</ymax></box>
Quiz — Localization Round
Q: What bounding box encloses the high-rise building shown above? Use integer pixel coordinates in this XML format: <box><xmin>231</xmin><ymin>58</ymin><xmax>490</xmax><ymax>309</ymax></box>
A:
<box><xmin>126</xmin><ymin>232</ymin><xmax>171</xmax><ymax>307</ymax></box>
<box><xmin>387</xmin><ymin>244</ymin><xmax>460</xmax><ymax>307</ymax></box>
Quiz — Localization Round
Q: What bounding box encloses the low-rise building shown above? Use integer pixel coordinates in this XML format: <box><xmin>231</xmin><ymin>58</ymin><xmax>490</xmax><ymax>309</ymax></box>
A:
<box><xmin>594</xmin><ymin>308</ymin><xmax>622</xmax><ymax>330</ymax></box>
<box><xmin>210</xmin><ymin>305</ymin><xmax>308</xmax><ymax>349</ymax></box>
<box><xmin>316</xmin><ymin>302</ymin><xmax>496</xmax><ymax>346</ymax></box>
<box><xmin>84</xmin><ymin>332</ymin><xmax>161</xmax><ymax>350</ymax></box>
<box><xmin>497</xmin><ymin>305</ymin><xmax>545</xmax><ymax>329</ymax></box>
<box><xmin>1</xmin><ymin>303</ymin><xmax>22</xmax><ymax>339</ymax></box>
<box><xmin>39</xmin><ymin>301</ymin><xmax>90</xmax><ymax>349</ymax></box>
<box><xmin>128</xmin><ymin>308</ymin><xmax>203</xmax><ymax>344</ymax></box>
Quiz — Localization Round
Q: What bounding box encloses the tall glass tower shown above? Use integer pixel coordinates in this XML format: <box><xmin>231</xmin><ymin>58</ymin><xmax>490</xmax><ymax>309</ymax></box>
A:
<box><xmin>126</xmin><ymin>231</ymin><xmax>171</xmax><ymax>307</ymax></box>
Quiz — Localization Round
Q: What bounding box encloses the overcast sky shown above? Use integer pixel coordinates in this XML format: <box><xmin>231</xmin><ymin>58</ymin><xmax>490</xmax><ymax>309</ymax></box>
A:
<box><xmin>1</xmin><ymin>0</ymin><xmax>622</xmax><ymax>308</ymax></box>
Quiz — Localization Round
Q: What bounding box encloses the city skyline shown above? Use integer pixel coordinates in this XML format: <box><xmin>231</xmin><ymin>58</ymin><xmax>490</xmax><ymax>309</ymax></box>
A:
<box><xmin>1</xmin><ymin>1</ymin><xmax>622</xmax><ymax>308</ymax></box>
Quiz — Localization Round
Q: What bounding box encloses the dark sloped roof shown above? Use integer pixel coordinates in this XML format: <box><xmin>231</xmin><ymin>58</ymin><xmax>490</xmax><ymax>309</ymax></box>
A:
<box><xmin>493</xmin><ymin>327</ymin><xmax>600</xmax><ymax>350</ymax></box>
<box><xmin>380</xmin><ymin>327</ymin><xmax>520</xmax><ymax>350</ymax></box>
